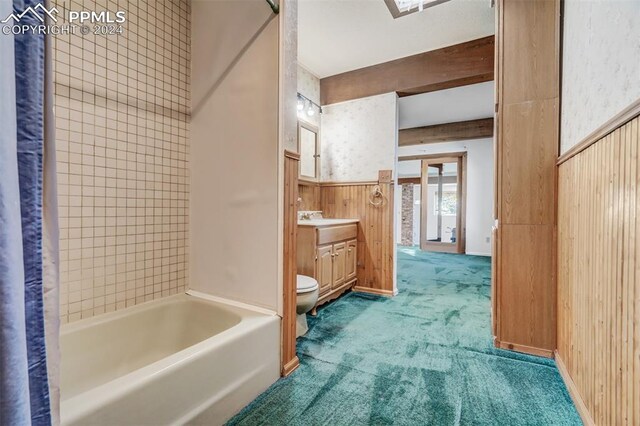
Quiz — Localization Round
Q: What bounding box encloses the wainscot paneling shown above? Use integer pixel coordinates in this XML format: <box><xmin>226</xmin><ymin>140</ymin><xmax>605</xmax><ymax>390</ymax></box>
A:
<box><xmin>557</xmin><ymin>114</ymin><xmax>639</xmax><ymax>426</ymax></box>
<box><xmin>320</xmin><ymin>180</ymin><xmax>395</xmax><ymax>295</ymax></box>
<box><xmin>298</xmin><ymin>182</ymin><xmax>321</xmax><ymax>211</ymax></box>
<box><xmin>282</xmin><ymin>151</ymin><xmax>300</xmax><ymax>376</ymax></box>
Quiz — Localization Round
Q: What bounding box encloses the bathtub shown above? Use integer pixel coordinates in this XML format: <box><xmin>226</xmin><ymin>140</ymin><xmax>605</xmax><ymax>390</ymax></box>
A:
<box><xmin>60</xmin><ymin>291</ymin><xmax>280</xmax><ymax>425</ymax></box>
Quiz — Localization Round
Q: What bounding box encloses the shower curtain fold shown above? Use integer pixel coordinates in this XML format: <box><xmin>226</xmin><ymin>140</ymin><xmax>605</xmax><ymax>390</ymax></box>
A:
<box><xmin>0</xmin><ymin>5</ymin><xmax>31</xmax><ymax>424</ymax></box>
<box><xmin>42</xmin><ymin>0</ymin><xmax>60</xmax><ymax>421</ymax></box>
<box><xmin>0</xmin><ymin>0</ymin><xmax>58</xmax><ymax>424</ymax></box>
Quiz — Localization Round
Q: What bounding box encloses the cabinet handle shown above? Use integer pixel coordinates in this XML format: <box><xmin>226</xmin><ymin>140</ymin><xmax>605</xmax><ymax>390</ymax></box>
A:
<box><xmin>348</xmin><ymin>249</ymin><xmax>352</xmax><ymax>253</ymax></box>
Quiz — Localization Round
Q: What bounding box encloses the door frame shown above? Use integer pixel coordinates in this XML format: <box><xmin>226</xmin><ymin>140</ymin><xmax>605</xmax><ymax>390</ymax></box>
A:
<box><xmin>415</xmin><ymin>152</ymin><xmax>467</xmax><ymax>254</ymax></box>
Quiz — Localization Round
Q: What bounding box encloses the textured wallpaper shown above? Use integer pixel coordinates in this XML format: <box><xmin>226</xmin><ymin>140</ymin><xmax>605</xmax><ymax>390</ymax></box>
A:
<box><xmin>297</xmin><ymin>64</ymin><xmax>320</xmax><ymax>104</ymax></box>
<box><xmin>321</xmin><ymin>93</ymin><xmax>398</xmax><ymax>182</ymax></box>
<box><xmin>561</xmin><ymin>0</ymin><xmax>640</xmax><ymax>152</ymax></box>
<box><xmin>297</xmin><ymin>64</ymin><xmax>321</xmax><ymax>128</ymax></box>
<box><xmin>282</xmin><ymin>0</ymin><xmax>298</xmax><ymax>153</ymax></box>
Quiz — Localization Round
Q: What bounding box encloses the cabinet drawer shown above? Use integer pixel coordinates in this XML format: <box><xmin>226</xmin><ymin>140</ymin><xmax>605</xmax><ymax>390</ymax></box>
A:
<box><xmin>317</xmin><ymin>224</ymin><xmax>357</xmax><ymax>245</ymax></box>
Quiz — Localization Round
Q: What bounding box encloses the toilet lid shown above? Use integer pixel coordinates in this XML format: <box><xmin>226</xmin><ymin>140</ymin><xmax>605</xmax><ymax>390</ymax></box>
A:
<box><xmin>297</xmin><ymin>275</ymin><xmax>318</xmax><ymax>293</ymax></box>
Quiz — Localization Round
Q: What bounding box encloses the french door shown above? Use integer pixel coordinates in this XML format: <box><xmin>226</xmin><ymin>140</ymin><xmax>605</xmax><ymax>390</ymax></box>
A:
<box><xmin>419</xmin><ymin>154</ymin><xmax>466</xmax><ymax>253</ymax></box>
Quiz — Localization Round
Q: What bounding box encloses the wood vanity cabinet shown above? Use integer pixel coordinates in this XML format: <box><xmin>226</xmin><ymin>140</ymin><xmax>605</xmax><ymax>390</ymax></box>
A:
<box><xmin>297</xmin><ymin>222</ymin><xmax>358</xmax><ymax>312</ymax></box>
<box><xmin>316</xmin><ymin>245</ymin><xmax>333</xmax><ymax>294</ymax></box>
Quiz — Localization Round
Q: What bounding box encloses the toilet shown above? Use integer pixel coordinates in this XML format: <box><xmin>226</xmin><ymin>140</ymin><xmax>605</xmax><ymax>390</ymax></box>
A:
<box><xmin>296</xmin><ymin>274</ymin><xmax>319</xmax><ymax>337</ymax></box>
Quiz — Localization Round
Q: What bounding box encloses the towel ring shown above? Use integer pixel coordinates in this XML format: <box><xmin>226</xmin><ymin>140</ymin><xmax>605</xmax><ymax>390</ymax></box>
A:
<box><xmin>369</xmin><ymin>185</ymin><xmax>384</xmax><ymax>207</ymax></box>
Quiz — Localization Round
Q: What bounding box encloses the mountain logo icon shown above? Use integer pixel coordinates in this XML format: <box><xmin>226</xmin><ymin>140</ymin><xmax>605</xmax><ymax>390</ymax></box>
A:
<box><xmin>1</xmin><ymin>3</ymin><xmax>59</xmax><ymax>24</ymax></box>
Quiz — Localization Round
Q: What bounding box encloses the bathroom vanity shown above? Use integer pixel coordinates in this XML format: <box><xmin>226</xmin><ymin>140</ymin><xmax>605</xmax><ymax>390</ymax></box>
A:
<box><xmin>297</xmin><ymin>219</ymin><xmax>359</xmax><ymax>313</ymax></box>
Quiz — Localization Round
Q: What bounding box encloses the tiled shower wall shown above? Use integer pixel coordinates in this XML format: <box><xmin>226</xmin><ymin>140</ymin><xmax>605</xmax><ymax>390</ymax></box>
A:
<box><xmin>53</xmin><ymin>0</ymin><xmax>191</xmax><ymax>323</ymax></box>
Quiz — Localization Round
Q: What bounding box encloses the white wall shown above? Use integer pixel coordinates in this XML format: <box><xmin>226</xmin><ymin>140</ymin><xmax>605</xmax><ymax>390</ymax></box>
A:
<box><xmin>561</xmin><ymin>0</ymin><xmax>640</xmax><ymax>152</ymax></box>
<box><xmin>190</xmin><ymin>1</ymin><xmax>280</xmax><ymax>311</ymax></box>
<box><xmin>320</xmin><ymin>93</ymin><xmax>398</xmax><ymax>182</ymax></box>
<box><xmin>397</xmin><ymin>139</ymin><xmax>494</xmax><ymax>256</ymax></box>
<box><xmin>398</xmin><ymin>82</ymin><xmax>494</xmax><ymax>129</ymax></box>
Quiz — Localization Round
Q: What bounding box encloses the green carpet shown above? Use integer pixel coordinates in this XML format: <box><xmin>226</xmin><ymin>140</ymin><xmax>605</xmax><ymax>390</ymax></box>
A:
<box><xmin>228</xmin><ymin>247</ymin><xmax>581</xmax><ymax>425</ymax></box>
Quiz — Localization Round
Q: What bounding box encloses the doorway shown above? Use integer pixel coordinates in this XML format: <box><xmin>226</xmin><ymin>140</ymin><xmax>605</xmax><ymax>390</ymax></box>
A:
<box><xmin>397</xmin><ymin>152</ymin><xmax>466</xmax><ymax>254</ymax></box>
<box><xmin>419</xmin><ymin>154</ymin><xmax>466</xmax><ymax>253</ymax></box>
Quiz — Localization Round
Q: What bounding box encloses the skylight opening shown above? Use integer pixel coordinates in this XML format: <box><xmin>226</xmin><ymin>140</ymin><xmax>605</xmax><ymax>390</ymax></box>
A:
<box><xmin>383</xmin><ymin>0</ymin><xmax>451</xmax><ymax>19</ymax></box>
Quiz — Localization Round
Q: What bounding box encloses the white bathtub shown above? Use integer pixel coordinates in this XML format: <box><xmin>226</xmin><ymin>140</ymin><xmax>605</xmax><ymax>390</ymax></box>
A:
<box><xmin>60</xmin><ymin>292</ymin><xmax>280</xmax><ymax>425</ymax></box>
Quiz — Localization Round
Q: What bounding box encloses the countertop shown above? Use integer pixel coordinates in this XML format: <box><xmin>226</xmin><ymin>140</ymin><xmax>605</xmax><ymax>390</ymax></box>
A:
<box><xmin>297</xmin><ymin>218</ymin><xmax>359</xmax><ymax>227</ymax></box>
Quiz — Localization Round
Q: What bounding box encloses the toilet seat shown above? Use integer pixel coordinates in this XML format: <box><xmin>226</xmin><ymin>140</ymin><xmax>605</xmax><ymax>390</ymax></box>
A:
<box><xmin>296</xmin><ymin>275</ymin><xmax>318</xmax><ymax>294</ymax></box>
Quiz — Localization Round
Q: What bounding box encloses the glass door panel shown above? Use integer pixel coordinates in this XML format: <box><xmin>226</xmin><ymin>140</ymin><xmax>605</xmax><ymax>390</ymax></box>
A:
<box><xmin>420</xmin><ymin>157</ymin><xmax>464</xmax><ymax>253</ymax></box>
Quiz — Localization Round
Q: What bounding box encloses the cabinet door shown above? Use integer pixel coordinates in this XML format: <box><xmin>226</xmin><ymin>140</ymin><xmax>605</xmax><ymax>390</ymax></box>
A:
<box><xmin>317</xmin><ymin>245</ymin><xmax>333</xmax><ymax>295</ymax></box>
<box><xmin>332</xmin><ymin>242</ymin><xmax>346</xmax><ymax>289</ymax></box>
<box><xmin>346</xmin><ymin>239</ymin><xmax>357</xmax><ymax>281</ymax></box>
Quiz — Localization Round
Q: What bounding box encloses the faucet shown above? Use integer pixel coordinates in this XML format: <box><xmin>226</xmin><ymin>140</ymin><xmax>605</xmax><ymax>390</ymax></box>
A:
<box><xmin>299</xmin><ymin>211</ymin><xmax>322</xmax><ymax>220</ymax></box>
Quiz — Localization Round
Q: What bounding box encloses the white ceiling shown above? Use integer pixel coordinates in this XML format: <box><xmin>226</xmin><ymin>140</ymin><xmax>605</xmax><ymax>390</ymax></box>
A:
<box><xmin>298</xmin><ymin>0</ymin><xmax>495</xmax><ymax>78</ymax></box>
<box><xmin>398</xmin><ymin>81</ymin><xmax>494</xmax><ymax>129</ymax></box>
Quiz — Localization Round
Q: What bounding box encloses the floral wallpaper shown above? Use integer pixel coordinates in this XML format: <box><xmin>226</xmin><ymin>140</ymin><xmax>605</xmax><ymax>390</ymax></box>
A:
<box><xmin>320</xmin><ymin>93</ymin><xmax>398</xmax><ymax>182</ymax></box>
<box><xmin>297</xmin><ymin>64</ymin><xmax>321</xmax><ymax>128</ymax></box>
<box><xmin>561</xmin><ymin>0</ymin><xmax>640</xmax><ymax>153</ymax></box>
<box><xmin>282</xmin><ymin>0</ymin><xmax>298</xmax><ymax>153</ymax></box>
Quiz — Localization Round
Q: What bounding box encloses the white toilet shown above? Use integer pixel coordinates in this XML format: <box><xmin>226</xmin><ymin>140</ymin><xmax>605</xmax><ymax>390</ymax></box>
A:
<box><xmin>296</xmin><ymin>274</ymin><xmax>319</xmax><ymax>337</ymax></box>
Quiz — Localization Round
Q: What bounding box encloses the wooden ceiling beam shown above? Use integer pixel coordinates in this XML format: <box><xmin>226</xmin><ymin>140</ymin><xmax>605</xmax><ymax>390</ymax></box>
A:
<box><xmin>398</xmin><ymin>176</ymin><xmax>458</xmax><ymax>185</ymax></box>
<box><xmin>399</xmin><ymin>118</ymin><xmax>494</xmax><ymax>147</ymax></box>
<box><xmin>397</xmin><ymin>151</ymin><xmax>467</xmax><ymax>162</ymax></box>
<box><xmin>320</xmin><ymin>36</ymin><xmax>494</xmax><ymax>105</ymax></box>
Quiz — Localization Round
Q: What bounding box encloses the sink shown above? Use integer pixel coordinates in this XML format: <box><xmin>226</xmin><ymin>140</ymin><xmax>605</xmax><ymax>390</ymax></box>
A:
<box><xmin>297</xmin><ymin>218</ymin><xmax>359</xmax><ymax>227</ymax></box>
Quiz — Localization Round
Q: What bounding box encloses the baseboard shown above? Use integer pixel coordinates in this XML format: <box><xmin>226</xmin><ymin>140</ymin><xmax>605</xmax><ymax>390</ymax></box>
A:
<box><xmin>281</xmin><ymin>356</ymin><xmax>300</xmax><ymax>377</ymax></box>
<box><xmin>495</xmin><ymin>339</ymin><xmax>554</xmax><ymax>358</ymax></box>
<box><xmin>555</xmin><ymin>351</ymin><xmax>595</xmax><ymax>426</ymax></box>
<box><xmin>465</xmin><ymin>251</ymin><xmax>491</xmax><ymax>257</ymax></box>
<box><xmin>352</xmin><ymin>286</ymin><xmax>394</xmax><ymax>297</ymax></box>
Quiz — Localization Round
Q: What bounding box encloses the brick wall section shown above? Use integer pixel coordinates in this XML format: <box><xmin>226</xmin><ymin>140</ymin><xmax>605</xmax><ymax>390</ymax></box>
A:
<box><xmin>401</xmin><ymin>184</ymin><xmax>414</xmax><ymax>246</ymax></box>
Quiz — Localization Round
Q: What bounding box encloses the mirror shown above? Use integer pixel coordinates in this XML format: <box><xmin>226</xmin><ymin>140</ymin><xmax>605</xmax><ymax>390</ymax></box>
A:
<box><xmin>298</xmin><ymin>121</ymin><xmax>319</xmax><ymax>182</ymax></box>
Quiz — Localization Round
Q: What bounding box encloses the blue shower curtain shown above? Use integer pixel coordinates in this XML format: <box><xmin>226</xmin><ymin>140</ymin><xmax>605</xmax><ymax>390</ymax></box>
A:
<box><xmin>0</xmin><ymin>0</ymin><xmax>56</xmax><ymax>424</ymax></box>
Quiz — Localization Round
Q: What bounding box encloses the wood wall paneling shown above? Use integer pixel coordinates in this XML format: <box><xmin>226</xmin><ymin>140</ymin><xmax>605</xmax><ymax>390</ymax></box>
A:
<box><xmin>298</xmin><ymin>182</ymin><xmax>321</xmax><ymax>211</ymax></box>
<box><xmin>320</xmin><ymin>36</ymin><xmax>494</xmax><ymax>105</ymax></box>
<box><xmin>493</xmin><ymin>0</ymin><xmax>560</xmax><ymax>356</ymax></box>
<box><xmin>282</xmin><ymin>151</ymin><xmax>300</xmax><ymax>376</ymax></box>
<box><xmin>501</xmin><ymin>99</ymin><xmax>558</xmax><ymax>225</ymax></box>
<box><xmin>501</xmin><ymin>0</ymin><xmax>559</xmax><ymax>105</ymax></box>
<box><xmin>557</xmin><ymin>116</ymin><xmax>639</xmax><ymax>425</ymax></box>
<box><xmin>296</xmin><ymin>177</ymin><xmax>395</xmax><ymax>295</ymax></box>
<box><xmin>498</xmin><ymin>224</ymin><xmax>555</xmax><ymax>354</ymax></box>
<box><xmin>320</xmin><ymin>181</ymin><xmax>395</xmax><ymax>294</ymax></box>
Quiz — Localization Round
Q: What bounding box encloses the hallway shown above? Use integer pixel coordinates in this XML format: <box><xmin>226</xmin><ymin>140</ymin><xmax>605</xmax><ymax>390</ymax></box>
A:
<box><xmin>229</xmin><ymin>248</ymin><xmax>580</xmax><ymax>425</ymax></box>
